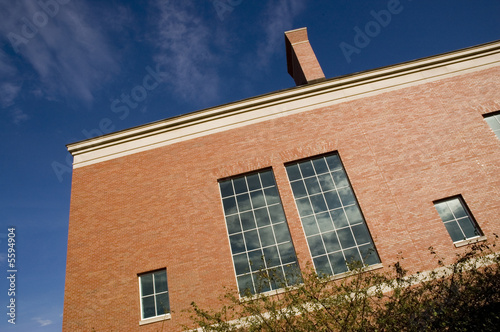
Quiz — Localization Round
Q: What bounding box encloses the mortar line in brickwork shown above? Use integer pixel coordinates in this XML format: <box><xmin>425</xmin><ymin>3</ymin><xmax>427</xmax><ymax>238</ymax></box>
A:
<box><xmin>360</xmin><ymin>127</ymin><xmax>423</xmax><ymax>267</ymax></box>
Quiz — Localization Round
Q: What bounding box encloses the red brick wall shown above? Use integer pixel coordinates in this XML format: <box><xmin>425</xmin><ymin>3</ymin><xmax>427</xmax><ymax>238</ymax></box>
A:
<box><xmin>63</xmin><ymin>67</ymin><xmax>500</xmax><ymax>331</ymax></box>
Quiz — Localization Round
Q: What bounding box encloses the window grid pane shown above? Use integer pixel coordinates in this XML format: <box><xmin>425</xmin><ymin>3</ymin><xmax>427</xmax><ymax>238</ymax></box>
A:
<box><xmin>484</xmin><ymin>113</ymin><xmax>500</xmax><ymax>139</ymax></box>
<box><xmin>434</xmin><ymin>197</ymin><xmax>482</xmax><ymax>242</ymax></box>
<box><xmin>139</xmin><ymin>269</ymin><xmax>169</xmax><ymax>319</ymax></box>
<box><xmin>220</xmin><ymin>170</ymin><xmax>300</xmax><ymax>296</ymax></box>
<box><xmin>286</xmin><ymin>153</ymin><xmax>380</xmax><ymax>276</ymax></box>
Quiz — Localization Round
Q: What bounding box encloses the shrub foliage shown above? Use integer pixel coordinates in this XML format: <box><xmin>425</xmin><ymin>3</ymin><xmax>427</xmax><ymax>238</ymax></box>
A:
<box><xmin>188</xmin><ymin>241</ymin><xmax>500</xmax><ymax>331</ymax></box>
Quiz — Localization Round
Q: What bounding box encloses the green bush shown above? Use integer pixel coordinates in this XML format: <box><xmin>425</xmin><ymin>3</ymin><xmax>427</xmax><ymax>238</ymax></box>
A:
<box><xmin>187</xmin><ymin>240</ymin><xmax>500</xmax><ymax>332</ymax></box>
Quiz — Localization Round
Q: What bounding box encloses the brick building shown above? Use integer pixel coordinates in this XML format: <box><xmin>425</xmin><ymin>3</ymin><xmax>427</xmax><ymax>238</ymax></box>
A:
<box><xmin>63</xmin><ymin>28</ymin><xmax>500</xmax><ymax>331</ymax></box>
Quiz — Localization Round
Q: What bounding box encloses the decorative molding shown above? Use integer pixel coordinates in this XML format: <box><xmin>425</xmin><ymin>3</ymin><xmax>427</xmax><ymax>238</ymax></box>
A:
<box><xmin>68</xmin><ymin>41</ymin><xmax>500</xmax><ymax>168</ymax></box>
<box><xmin>454</xmin><ymin>235</ymin><xmax>487</xmax><ymax>248</ymax></box>
<box><xmin>138</xmin><ymin>313</ymin><xmax>171</xmax><ymax>326</ymax></box>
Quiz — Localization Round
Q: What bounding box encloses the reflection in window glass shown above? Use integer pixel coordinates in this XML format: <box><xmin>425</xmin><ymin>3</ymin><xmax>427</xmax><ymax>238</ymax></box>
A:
<box><xmin>139</xmin><ymin>269</ymin><xmax>170</xmax><ymax>319</ymax></box>
<box><xmin>434</xmin><ymin>197</ymin><xmax>482</xmax><ymax>242</ymax></box>
<box><xmin>220</xmin><ymin>170</ymin><xmax>301</xmax><ymax>296</ymax></box>
<box><xmin>286</xmin><ymin>153</ymin><xmax>380</xmax><ymax>276</ymax></box>
<box><xmin>484</xmin><ymin>112</ymin><xmax>500</xmax><ymax>139</ymax></box>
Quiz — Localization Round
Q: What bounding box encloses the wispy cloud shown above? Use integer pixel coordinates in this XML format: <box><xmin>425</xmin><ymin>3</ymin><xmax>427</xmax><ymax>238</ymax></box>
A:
<box><xmin>0</xmin><ymin>82</ymin><xmax>21</xmax><ymax>108</ymax></box>
<box><xmin>151</xmin><ymin>0</ymin><xmax>220</xmax><ymax>103</ymax></box>
<box><xmin>32</xmin><ymin>317</ymin><xmax>53</xmax><ymax>327</ymax></box>
<box><xmin>257</xmin><ymin>0</ymin><xmax>306</xmax><ymax>66</ymax></box>
<box><xmin>0</xmin><ymin>0</ymin><xmax>126</xmax><ymax>104</ymax></box>
<box><xmin>0</xmin><ymin>49</ymin><xmax>16</xmax><ymax>75</ymax></box>
<box><xmin>11</xmin><ymin>108</ymin><xmax>30</xmax><ymax>124</ymax></box>
<box><xmin>0</xmin><ymin>50</ymin><xmax>21</xmax><ymax>108</ymax></box>
<box><xmin>149</xmin><ymin>0</ymin><xmax>306</xmax><ymax>104</ymax></box>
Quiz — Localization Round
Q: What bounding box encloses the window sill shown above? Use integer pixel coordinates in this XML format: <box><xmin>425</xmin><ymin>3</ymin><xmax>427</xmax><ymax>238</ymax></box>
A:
<box><xmin>454</xmin><ymin>236</ymin><xmax>487</xmax><ymax>248</ymax></box>
<box><xmin>324</xmin><ymin>263</ymin><xmax>384</xmax><ymax>282</ymax></box>
<box><xmin>139</xmin><ymin>313</ymin><xmax>171</xmax><ymax>326</ymax></box>
<box><xmin>239</xmin><ymin>263</ymin><xmax>384</xmax><ymax>302</ymax></box>
<box><xmin>239</xmin><ymin>286</ymin><xmax>290</xmax><ymax>302</ymax></box>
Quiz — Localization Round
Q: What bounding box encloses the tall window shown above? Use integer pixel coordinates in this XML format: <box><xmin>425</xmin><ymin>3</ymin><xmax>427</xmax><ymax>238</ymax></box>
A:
<box><xmin>484</xmin><ymin>112</ymin><xmax>500</xmax><ymax>139</ymax></box>
<box><xmin>219</xmin><ymin>169</ymin><xmax>300</xmax><ymax>296</ymax></box>
<box><xmin>434</xmin><ymin>197</ymin><xmax>482</xmax><ymax>243</ymax></box>
<box><xmin>286</xmin><ymin>153</ymin><xmax>380</xmax><ymax>276</ymax></box>
<box><xmin>139</xmin><ymin>269</ymin><xmax>170</xmax><ymax>320</ymax></box>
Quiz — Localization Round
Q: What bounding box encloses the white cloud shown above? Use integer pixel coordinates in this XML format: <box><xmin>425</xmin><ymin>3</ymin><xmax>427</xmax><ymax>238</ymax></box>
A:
<box><xmin>0</xmin><ymin>50</ymin><xmax>22</xmax><ymax>107</ymax></box>
<box><xmin>151</xmin><ymin>0</ymin><xmax>220</xmax><ymax>103</ymax></box>
<box><xmin>0</xmin><ymin>82</ymin><xmax>21</xmax><ymax>108</ymax></box>
<box><xmin>256</xmin><ymin>0</ymin><xmax>306</xmax><ymax>66</ymax></box>
<box><xmin>11</xmin><ymin>108</ymin><xmax>30</xmax><ymax>124</ymax></box>
<box><xmin>0</xmin><ymin>0</ymin><xmax>125</xmax><ymax>104</ymax></box>
<box><xmin>148</xmin><ymin>0</ymin><xmax>307</xmax><ymax>104</ymax></box>
<box><xmin>32</xmin><ymin>317</ymin><xmax>53</xmax><ymax>327</ymax></box>
<box><xmin>0</xmin><ymin>50</ymin><xmax>16</xmax><ymax>76</ymax></box>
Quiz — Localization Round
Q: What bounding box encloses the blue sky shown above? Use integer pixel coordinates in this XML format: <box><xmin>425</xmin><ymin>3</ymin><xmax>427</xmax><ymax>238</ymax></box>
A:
<box><xmin>0</xmin><ymin>0</ymin><xmax>499</xmax><ymax>330</ymax></box>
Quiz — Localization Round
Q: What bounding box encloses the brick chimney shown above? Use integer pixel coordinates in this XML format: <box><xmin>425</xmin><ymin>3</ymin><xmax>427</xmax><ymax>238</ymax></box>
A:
<box><xmin>285</xmin><ymin>27</ymin><xmax>325</xmax><ymax>86</ymax></box>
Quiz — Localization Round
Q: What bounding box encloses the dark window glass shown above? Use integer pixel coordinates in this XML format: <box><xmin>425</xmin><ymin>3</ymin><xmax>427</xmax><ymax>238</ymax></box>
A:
<box><xmin>264</xmin><ymin>187</ymin><xmax>280</xmax><ymax>205</ymax></box>
<box><xmin>250</xmin><ymin>190</ymin><xmax>266</xmax><ymax>209</ymax></box>
<box><xmin>254</xmin><ymin>208</ymin><xmax>270</xmax><ymax>227</ymax></box>
<box><xmin>236</xmin><ymin>193</ymin><xmax>252</xmax><ymax>212</ymax></box>
<box><xmin>312</xmin><ymin>158</ymin><xmax>329</xmax><ymax>174</ymax></box>
<box><xmin>268</xmin><ymin>205</ymin><xmax>286</xmax><ymax>223</ymax></box>
<box><xmin>246</xmin><ymin>173</ymin><xmax>261</xmax><ymax>191</ymax></box>
<box><xmin>140</xmin><ymin>274</ymin><xmax>154</xmax><ymax>296</ymax></box>
<box><xmin>222</xmin><ymin>197</ymin><xmax>237</xmax><ymax>215</ymax></box>
<box><xmin>330</xmin><ymin>252</ymin><xmax>348</xmax><ymax>274</ymax></box>
<box><xmin>230</xmin><ymin>233</ymin><xmax>245</xmax><ymax>253</ymax></box>
<box><xmin>226</xmin><ymin>215</ymin><xmax>241</xmax><ymax>234</ymax></box>
<box><xmin>296</xmin><ymin>197</ymin><xmax>313</xmax><ymax>217</ymax></box>
<box><xmin>233</xmin><ymin>177</ymin><xmax>248</xmax><ymax>194</ymax></box>
<box><xmin>219</xmin><ymin>181</ymin><xmax>234</xmax><ymax>197</ymax></box>
<box><xmin>220</xmin><ymin>170</ymin><xmax>301</xmax><ymax>295</ymax></box>
<box><xmin>310</xmin><ymin>194</ymin><xmax>328</xmax><ymax>214</ymax></box>
<box><xmin>155</xmin><ymin>293</ymin><xmax>170</xmax><ymax>315</ymax></box>
<box><xmin>142</xmin><ymin>296</ymin><xmax>155</xmax><ymax>319</ymax></box>
<box><xmin>435</xmin><ymin>197</ymin><xmax>482</xmax><ymax>243</ymax></box>
<box><xmin>259</xmin><ymin>226</ymin><xmax>275</xmax><ymax>247</ymax></box>
<box><xmin>290</xmin><ymin>180</ymin><xmax>308</xmax><ymax>198</ymax></box>
<box><xmin>313</xmin><ymin>255</ymin><xmax>332</xmax><ymax>276</ymax></box>
<box><xmin>299</xmin><ymin>161</ymin><xmax>315</xmax><ymax>178</ymax></box>
<box><xmin>302</xmin><ymin>215</ymin><xmax>319</xmax><ymax>236</ymax></box>
<box><xmin>316</xmin><ymin>212</ymin><xmax>334</xmax><ymax>232</ymax></box>
<box><xmin>240</xmin><ymin>211</ymin><xmax>256</xmax><ymax>231</ymax></box>
<box><xmin>259</xmin><ymin>171</ymin><xmax>275</xmax><ymax>188</ymax></box>
<box><xmin>286</xmin><ymin>153</ymin><xmax>380</xmax><ymax>276</ymax></box>
<box><xmin>139</xmin><ymin>269</ymin><xmax>170</xmax><ymax>319</ymax></box>
<box><xmin>318</xmin><ymin>174</ymin><xmax>335</xmax><ymax>191</ymax></box>
<box><xmin>484</xmin><ymin>113</ymin><xmax>500</xmax><ymax>139</ymax></box>
<box><xmin>323</xmin><ymin>231</ymin><xmax>341</xmax><ymax>253</ymax></box>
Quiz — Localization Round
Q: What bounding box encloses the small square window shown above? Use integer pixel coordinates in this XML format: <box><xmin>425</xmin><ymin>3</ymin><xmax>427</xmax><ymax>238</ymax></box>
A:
<box><xmin>483</xmin><ymin>112</ymin><xmax>500</xmax><ymax>140</ymax></box>
<box><xmin>434</xmin><ymin>196</ymin><xmax>482</xmax><ymax>243</ymax></box>
<box><xmin>139</xmin><ymin>269</ymin><xmax>170</xmax><ymax>320</ymax></box>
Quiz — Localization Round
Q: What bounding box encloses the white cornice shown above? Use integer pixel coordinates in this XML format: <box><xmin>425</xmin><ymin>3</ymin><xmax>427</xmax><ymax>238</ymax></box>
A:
<box><xmin>68</xmin><ymin>41</ymin><xmax>500</xmax><ymax>168</ymax></box>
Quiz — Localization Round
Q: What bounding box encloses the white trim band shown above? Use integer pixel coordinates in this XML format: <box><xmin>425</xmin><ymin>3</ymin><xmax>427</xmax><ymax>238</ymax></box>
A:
<box><xmin>68</xmin><ymin>41</ymin><xmax>500</xmax><ymax>168</ymax></box>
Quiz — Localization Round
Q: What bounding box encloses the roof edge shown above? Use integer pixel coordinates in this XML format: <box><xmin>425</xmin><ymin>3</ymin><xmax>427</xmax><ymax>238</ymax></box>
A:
<box><xmin>67</xmin><ymin>40</ymin><xmax>500</xmax><ymax>161</ymax></box>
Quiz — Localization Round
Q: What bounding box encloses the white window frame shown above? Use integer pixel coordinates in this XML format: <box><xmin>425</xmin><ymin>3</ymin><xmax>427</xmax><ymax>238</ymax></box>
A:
<box><xmin>138</xmin><ymin>269</ymin><xmax>171</xmax><ymax>325</ymax></box>
<box><xmin>285</xmin><ymin>152</ymin><xmax>381</xmax><ymax>277</ymax></box>
<box><xmin>434</xmin><ymin>196</ymin><xmax>484</xmax><ymax>247</ymax></box>
<box><xmin>219</xmin><ymin>169</ymin><xmax>301</xmax><ymax>297</ymax></box>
